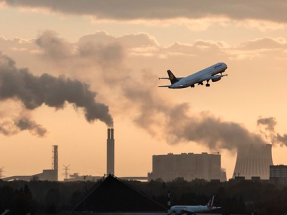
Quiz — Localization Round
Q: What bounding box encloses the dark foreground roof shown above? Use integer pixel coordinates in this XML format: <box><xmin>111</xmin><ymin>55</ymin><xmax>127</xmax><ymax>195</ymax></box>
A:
<box><xmin>74</xmin><ymin>174</ymin><xmax>166</xmax><ymax>212</ymax></box>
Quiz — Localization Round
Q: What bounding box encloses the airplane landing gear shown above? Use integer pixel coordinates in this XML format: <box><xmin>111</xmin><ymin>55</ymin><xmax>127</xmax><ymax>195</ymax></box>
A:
<box><xmin>206</xmin><ymin>80</ymin><xmax>210</xmax><ymax>87</ymax></box>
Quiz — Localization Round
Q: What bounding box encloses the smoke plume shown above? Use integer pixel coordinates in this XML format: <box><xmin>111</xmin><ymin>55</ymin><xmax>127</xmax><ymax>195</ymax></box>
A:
<box><xmin>121</xmin><ymin>71</ymin><xmax>267</xmax><ymax>151</ymax></box>
<box><xmin>33</xmin><ymin>31</ymin><xmax>270</xmax><ymax>151</ymax></box>
<box><xmin>257</xmin><ymin>117</ymin><xmax>287</xmax><ymax>146</ymax></box>
<box><xmin>0</xmin><ymin>52</ymin><xmax>113</xmax><ymax>137</ymax></box>
<box><xmin>0</xmin><ymin>116</ymin><xmax>47</xmax><ymax>137</ymax></box>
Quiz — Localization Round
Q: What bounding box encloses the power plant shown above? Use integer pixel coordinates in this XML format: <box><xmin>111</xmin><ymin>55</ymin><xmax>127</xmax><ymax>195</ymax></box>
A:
<box><xmin>233</xmin><ymin>144</ymin><xmax>273</xmax><ymax>179</ymax></box>
<box><xmin>107</xmin><ymin>128</ymin><xmax>115</xmax><ymax>175</ymax></box>
<box><xmin>1</xmin><ymin>129</ymin><xmax>277</xmax><ymax>183</ymax></box>
<box><xmin>148</xmin><ymin>152</ymin><xmax>226</xmax><ymax>182</ymax></box>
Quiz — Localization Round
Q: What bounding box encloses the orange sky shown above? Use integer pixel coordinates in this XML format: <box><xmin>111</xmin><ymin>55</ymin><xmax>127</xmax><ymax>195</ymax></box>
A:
<box><xmin>0</xmin><ymin>1</ymin><xmax>286</xmax><ymax>180</ymax></box>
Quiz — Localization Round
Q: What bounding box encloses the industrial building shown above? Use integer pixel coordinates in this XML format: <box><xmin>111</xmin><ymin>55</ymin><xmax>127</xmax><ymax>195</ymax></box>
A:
<box><xmin>270</xmin><ymin>165</ymin><xmax>287</xmax><ymax>185</ymax></box>
<box><xmin>2</xmin><ymin>145</ymin><xmax>58</xmax><ymax>181</ymax></box>
<box><xmin>270</xmin><ymin>165</ymin><xmax>287</xmax><ymax>178</ymax></box>
<box><xmin>233</xmin><ymin>144</ymin><xmax>273</xmax><ymax>180</ymax></box>
<box><xmin>148</xmin><ymin>152</ymin><xmax>226</xmax><ymax>182</ymax></box>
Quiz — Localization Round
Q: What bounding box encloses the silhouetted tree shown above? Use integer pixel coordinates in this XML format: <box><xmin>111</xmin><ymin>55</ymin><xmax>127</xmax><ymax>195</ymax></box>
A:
<box><xmin>12</xmin><ymin>185</ymin><xmax>33</xmax><ymax>215</ymax></box>
<box><xmin>45</xmin><ymin>188</ymin><xmax>61</xmax><ymax>213</ymax></box>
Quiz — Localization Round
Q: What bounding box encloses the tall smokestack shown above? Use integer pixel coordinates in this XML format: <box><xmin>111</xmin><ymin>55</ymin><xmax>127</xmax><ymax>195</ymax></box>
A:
<box><xmin>53</xmin><ymin>145</ymin><xmax>58</xmax><ymax>181</ymax></box>
<box><xmin>107</xmin><ymin>128</ymin><xmax>115</xmax><ymax>175</ymax></box>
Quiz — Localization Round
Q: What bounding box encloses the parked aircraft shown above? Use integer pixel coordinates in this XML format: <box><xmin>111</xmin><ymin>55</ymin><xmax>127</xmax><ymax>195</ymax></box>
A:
<box><xmin>168</xmin><ymin>196</ymin><xmax>220</xmax><ymax>215</ymax></box>
<box><xmin>158</xmin><ymin>62</ymin><xmax>228</xmax><ymax>89</ymax></box>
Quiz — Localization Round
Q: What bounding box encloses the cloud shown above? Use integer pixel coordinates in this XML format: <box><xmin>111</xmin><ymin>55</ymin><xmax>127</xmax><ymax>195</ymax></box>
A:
<box><xmin>240</xmin><ymin>38</ymin><xmax>287</xmax><ymax>50</ymax></box>
<box><xmin>2</xmin><ymin>31</ymin><xmax>286</xmax><ymax>147</ymax></box>
<box><xmin>35</xmin><ymin>31</ymin><xmax>73</xmax><ymax>60</ymax></box>
<box><xmin>32</xmin><ymin>31</ymin><xmax>272</xmax><ymax>151</ymax></box>
<box><xmin>1</xmin><ymin>0</ymin><xmax>287</xmax><ymax>24</ymax></box>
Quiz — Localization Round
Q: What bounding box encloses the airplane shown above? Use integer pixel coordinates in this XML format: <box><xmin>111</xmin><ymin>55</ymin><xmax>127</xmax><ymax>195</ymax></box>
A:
<box><xmin>158</xmin><ymin>62</ymin><xmax>228</xmax><ymax>89</ymax></box>
<box><xmin>167</xmin><ymin>196</ymin><xmax>220</xmax><ymax>215</ymax></box>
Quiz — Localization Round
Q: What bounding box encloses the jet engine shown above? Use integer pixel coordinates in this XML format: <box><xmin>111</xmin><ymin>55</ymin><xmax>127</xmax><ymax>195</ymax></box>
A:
<box><xmin>212</xmin><ymin>76</ymin><xmax>221</xmax><ymax>82</ymax></box>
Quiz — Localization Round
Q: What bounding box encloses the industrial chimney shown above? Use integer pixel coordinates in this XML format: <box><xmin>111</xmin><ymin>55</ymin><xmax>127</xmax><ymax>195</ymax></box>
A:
<box><xmin>233</xmin><ymin>144</ymin><xmax>273</xmax><ymax>179</ymax></box>
<box><xmin>52</xmin><ymin>145</ymin><xmax>58</xmax><ymax>181</ymax></box>
<box><xmin>107</xmin><ymin>128</ymin><xmax>115</xmax><ymax>175</ymax></box>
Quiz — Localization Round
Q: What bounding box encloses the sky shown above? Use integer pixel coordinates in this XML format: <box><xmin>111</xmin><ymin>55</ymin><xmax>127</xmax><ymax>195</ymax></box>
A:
<box><xmin>0</xmin><ymin>0</ymin><xmax>287</xmax><ymax>180</ymax></box>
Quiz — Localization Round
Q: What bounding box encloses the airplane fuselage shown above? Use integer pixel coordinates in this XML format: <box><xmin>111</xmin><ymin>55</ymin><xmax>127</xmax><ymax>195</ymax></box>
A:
<box><xmin>168</xmin><ymin>62</ymin><xmax>227</xmax><ymax>89</ymax></box>
<box><xmin>169</xmin><ymin>205</ymin><xmax>219</xmax><ymax>214</ymax></box>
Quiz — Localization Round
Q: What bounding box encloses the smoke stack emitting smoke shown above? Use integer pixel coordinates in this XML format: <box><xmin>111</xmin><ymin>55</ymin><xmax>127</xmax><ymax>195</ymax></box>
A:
<box><xmin>0</xmin><ymin>52</ymin><xmax>113</xmax><ymax>137</ymax></box>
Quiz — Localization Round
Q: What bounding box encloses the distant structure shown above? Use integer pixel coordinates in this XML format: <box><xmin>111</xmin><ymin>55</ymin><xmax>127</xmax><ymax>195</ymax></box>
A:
<box><xmin>233</xmin><ymin>144</ymin><xmax>273</xmax><ymax>180</ymax></box>
<box><xmin>0</xmin><ymin>167</ymin><xmax>4</xmax><ymax>179</ymax></box>
<box><xmin>270</xmin><ymin>165</ymin><xmax>287</xmax><ymax>185</ymax></box>
<box><xmin>270</xmin><ymin>165</ymin><xmax>287</xmax><ymax>178</ymax></box>
<box><xmin>52</xmin><ymin>145</ymin><xmax>58</xmax><ymax>181</ymax></box>
<box><xmin>63</xmin><ymin>165</ymin><xmax>71</xmax><ymax>180</ymax></box>
<box><xmin>107</xmin><ymin>128</ymin><xmax>115</xmax><ymax>175</ymax></box>
<box><xmin>148</xmin><ymin>152</ymin><xmax>226</xmax><ymax>182</ymax></box>
<box><xmin>2</xmin><ymin>145</ymin><xmax>58</xmax><ymax>181</ymax></box>
<box><xmin>64</xmin><ymin>173</ymin><xmax>102</xmax><ymax>182</ymax></box>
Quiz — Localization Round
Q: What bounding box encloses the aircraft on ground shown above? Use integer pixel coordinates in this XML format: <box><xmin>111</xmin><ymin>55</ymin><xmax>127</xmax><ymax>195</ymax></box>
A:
<box><xmin>167</xmin><ymin>196</ymin><xmax>220</xmax><ymax>215</ymax></box>
<box><xmin>158</xmin><ymin>62</ymin><xmax>228</xmax><ymax>89</ymax></box>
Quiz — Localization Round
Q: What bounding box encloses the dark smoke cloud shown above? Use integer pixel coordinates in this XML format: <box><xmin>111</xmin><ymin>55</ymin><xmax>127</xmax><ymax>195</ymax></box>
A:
<box><xmin>15</xmin><ymin>116</ymin><xmax>47</xmax><ymax>137</ymax></box>
<box><xmin>257</xmin><ymin>117</ymin><xmax>287</xmax><ymax>146</ymax></box>
<box><xmin>0</xmin><ymin>116</ymin><xmax>47</xmax><ymax>137</ymax></box>
<box><xmin>0</xmin><ymin>52</ymin><xmax>113</xmax><ymax>131</ymax></box>
<box><xmin>1</xmin><ymin>0</ymin><xmax>287</xmax><ymax>23</ymax></box>
<box><xmin>121</xmin><ymin>71</ymin><xmax>267</xmax><ymax>151</ymax></box>
<box><xmin>32</xmin><ymin>31</ymin><xmax>270</xmax><ymax>151</ymax></box>
<box><xmin>167</xmin><ymin>108</ymin><xmax>267</xmax><ymax>151</ymax></box>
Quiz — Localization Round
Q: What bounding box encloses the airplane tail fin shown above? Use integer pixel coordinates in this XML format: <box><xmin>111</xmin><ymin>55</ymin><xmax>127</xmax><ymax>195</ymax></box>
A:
<box><xmin>207</xmin><ymin>196</ymin><xmax>215</xmax><ymax>209</ymax></box>
<box><xmin>167</xmin><ymin>70</ymin><xmax>179</xmax><ymax>84</ymax></box>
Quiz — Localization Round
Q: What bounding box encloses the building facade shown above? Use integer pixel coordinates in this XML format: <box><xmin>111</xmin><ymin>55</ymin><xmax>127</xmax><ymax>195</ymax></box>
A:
<box><xmin>270</xmin><ymin>165</ymin><xmax>287</xmax><ymax>185</ymax></box>
<box><xmin>270</xmin><ymin>165</ymin><xmax>287</xmax><ymax>178</ymax></box>
<box><xmin>148</xmin><ymin>152</ymin><xmax>226</xmax><ymax>182</ymax></box>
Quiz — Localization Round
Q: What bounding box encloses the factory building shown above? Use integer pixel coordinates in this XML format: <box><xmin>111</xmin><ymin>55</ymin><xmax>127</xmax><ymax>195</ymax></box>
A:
<box><xmin>270</xmin><ymin>165</ymin><xmax>287</xmax><ymax>185</ymax></box>
<box><xmin>148</xmin><ymin>152</ymin><xmax>226</xmax><ymax>182</ymax></box>
<box><xmin>107</xmin><ymin>128</ymin><xmax>115</xmax><ymax>175</ymax></box>
<box><xmin>270</xmin><ymin>165</ymin><xmax>287</xmax><ymax>178</ymax></box>
<box><xmin>2</xmin><ymin>145</ymin><xmax>58</xmax><ymax>182</ymax></box>
<box><xmin>233</xmin><ymin>144</ymin><xmax>273</xmax><ymax>180</ymax></box>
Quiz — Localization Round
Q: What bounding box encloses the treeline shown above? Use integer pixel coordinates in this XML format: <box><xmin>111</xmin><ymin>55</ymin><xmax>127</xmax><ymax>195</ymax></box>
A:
<box><xmin>0</xmin><ymin>177</ymin><xmax>287</xmax><ymax>215</ymax></box>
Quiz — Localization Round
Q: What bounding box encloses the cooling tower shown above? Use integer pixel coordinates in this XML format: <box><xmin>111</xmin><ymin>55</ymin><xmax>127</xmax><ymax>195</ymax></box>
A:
<box><xmin>233</xmin><ymin>144</ymin><xmax>273</xmax><ymax>179</ymax></box>
<box><xmin>107</xmin><ymin>128</ymin><xmax>115</xmax><ymax>175</ymax></box>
